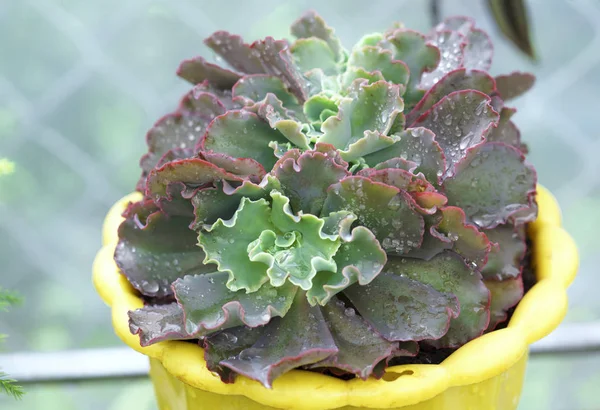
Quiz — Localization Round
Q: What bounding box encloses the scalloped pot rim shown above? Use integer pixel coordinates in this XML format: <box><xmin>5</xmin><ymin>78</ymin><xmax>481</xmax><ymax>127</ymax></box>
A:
<box><xmin>93</xmin><ymin>185</ymin><xmax>577</xmax><ymax>410</ymax></box>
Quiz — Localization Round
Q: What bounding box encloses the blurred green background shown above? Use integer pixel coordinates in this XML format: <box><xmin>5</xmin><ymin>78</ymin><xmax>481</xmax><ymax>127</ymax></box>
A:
<box><xmin>0</xmin><ymin>0</ymin><xmax>598</xmax><ymax>409</ymax></box>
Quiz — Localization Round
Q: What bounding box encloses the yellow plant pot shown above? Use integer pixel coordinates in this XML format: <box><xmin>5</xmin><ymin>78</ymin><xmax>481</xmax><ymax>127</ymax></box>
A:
<box><xmin>93</xmin><ymin>185</ymin><xmax>578</xmax><ymax>410</ymax></box>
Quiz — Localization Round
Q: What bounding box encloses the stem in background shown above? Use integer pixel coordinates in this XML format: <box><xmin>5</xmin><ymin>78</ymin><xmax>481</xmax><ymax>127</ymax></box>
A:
<box><xmin>430</xmin><ymin>0</ymin><xmax>441</xmax><ymax>27</ymax></box>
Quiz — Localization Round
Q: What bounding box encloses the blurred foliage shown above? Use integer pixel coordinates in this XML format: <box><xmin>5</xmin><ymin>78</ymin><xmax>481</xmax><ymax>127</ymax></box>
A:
<box><xmin>0</xmin><ymin>288</ymin><xmax>24</xmax><ymax>400</ymax></box>
<box><xmin>0</xmin><ymin>0</ymin><xmax>597</xmax><ymax>409</ymax></box>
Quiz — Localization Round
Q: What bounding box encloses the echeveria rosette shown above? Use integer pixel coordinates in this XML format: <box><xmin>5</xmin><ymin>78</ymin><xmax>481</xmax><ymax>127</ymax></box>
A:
<box><xmin>116</xmin><ymin>10</ymin><xmax>539</xmax><ymax>388</ymax></box>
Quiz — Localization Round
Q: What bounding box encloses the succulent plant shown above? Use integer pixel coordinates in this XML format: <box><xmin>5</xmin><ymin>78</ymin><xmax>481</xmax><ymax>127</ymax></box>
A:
<box><xmin>117</xmin><ymin>12</ymin><xmax>537</xmax><ymax>388</ymax></box>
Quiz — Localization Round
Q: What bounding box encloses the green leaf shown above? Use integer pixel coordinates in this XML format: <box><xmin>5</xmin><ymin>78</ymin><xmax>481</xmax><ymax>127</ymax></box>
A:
<box><xmin>384</xmin><ymin>29</ymin><xmax>439</xmax><ymax>108</ymax></box>
<box><xmin>291</xmin><ymin>38</ymin><xmax>339</xmax><ymax>76</ymax></box>
<box><xmin>443</xmin><ymin>142</ymin><xmax>537</xmax><ymax>229</ymax></box>
<box><xmin>385</xmin><ymin>252</ymin><xmax>490</xmax><ymax>348</ymax></box>
<box><xmin>232</xmin><ymin>75</ymin><xmax>301</xmax><ymax>112</ymax></box>
<box><xmin>128</xmin><ymin>303</ymin><xmax>188</xmax><ymax>346</ymax></box>
<box><xmin>319</xmin><ymin>80</ymin><xmax>404</xmax><ymax>160</ymax></box>
<box><xmin>173</xmin><ymin>272</ymin><xmax>297</xmax><ymax>334</ymax></box>
<box><xmin>0</xmin><ymin>372</ymin><xmax>24</xmax><ymax>400</ymax></box>
<box><xmin>312</xmin><ymin>297</ymin><xmax>397</xmax><ymax>379</ymax></box>
<box><xmin>250</xmin><ymin>192</ymin><xmax>340</xmax><ymax>290</ymax></box>
<box><xmin>363</xmin><ymin>127</ymin><xmax>446</xmax><ymax>185</ymax></box>
<box><xmin>307</xmin><ymin>212</ymin><xmax>386</xmax><ymax>305</ymax></box>
<box><xmin>291</xmin><ymin>10</ymin><xmax>345</xmax><ymax>62</ymax></box>
<box><xmin>303</xmin><ymin>93</ymin><xmax>339</xmax><ymax>131</ymax></box>
<box><xmin>273</xmin><ymin>149</ymin><xmax>350</xmax><ymax>215</ymax></box>
<box><xmin>344</xmin><ymin>272</ymin><xmax>458</xmax><ymax>342</ymax></box>
<box><xmin>322</xmin><ymin>176</ymin><xmax>424</xmax><ymax>255</ymax></box>
<box><xmin>115</xmin><ymin>201</ymin><xmax>215</xmax><ymax>298</ymax></box>
<box><xmin>199</xmin><ymin>197</ymin><xmax>274</xmax><ymax>292</ymax></box>
<box><xmin>254</xmin><ymin>94</ymin><xmax>310</xmax><ymax>149</ymax></box>
<box><xmin>220</xmin><ymin>291</ymin><xmax>338</xmax><ymax>388</ymax></box>
<box><xmin>413</xmin><ymin>90</ymin><xmax>499</xmax><ymax>176</ymax></box>
<box><xmin>201</xmin><ymin>110</ymin><xmax>289</xmax><ymax>171</ymax></box>
<box><xmin>177</xmin><ymin>56</ymin><xmax>241</xmax><ymax>88</ymax></box>
<box><xmin>486</xmin><ymin>107</ymin><xmax>521</xmax><ymax>147</ymax></box>
<box><xmin>420</xmin><ymin>31</ymin><xmax>466</xmax><ymax>89</ymax></box>
<box><xmin>344</xmin><ymin>46</ymin><xmax>409</xmax><ymax>90</ymax></box>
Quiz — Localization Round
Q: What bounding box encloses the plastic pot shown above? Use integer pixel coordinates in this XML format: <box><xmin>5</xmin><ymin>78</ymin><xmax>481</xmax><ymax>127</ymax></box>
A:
<box><xmin>93</xmin><ymin>185</ymin><xmax>577</xmax><ymax>410</ymax></box>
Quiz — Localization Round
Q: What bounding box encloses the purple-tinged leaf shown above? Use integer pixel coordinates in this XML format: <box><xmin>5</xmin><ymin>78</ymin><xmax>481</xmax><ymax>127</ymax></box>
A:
<box><xmin>311</xmin><ymin>297</ymin><xmax>396</xmax><ymax>379</ymax></box>
<box><xmin>344</xmin><ymin>46</ymin><xmax>409</xmax><ymax>90</ymax></box>
<box><xmin>363</xmin><ymin>127</ymin><xmax>446</xmax><ymax>185</ymax></box>
<box><xmin>407</xmin><ymin>69</ymin><xmax>497</xmax><ymax>125</ymax></box>
<box><xmin>344</xmin><ymin>272</ymin><xmax>458</xmax><ymax>342</ymax></box>
<box><xmin>273</xmin><ymin>150</ymin><xmax>350</xmax><ymax>215</ymax></box>
<box><xmin>372</xmin><ymin>157</ymin><xmax>419</xmax><ymax>173</ymax></box>
<box><xmin>414</xmin><ymin>90</ymin><xmax>499</xmax><ymax>176</ymax></box>
<box><xmin>192</xmin><ymin>80</ymin><xmax>241</xmax><ymax>110</ymax></box>
<box><xmin>308</xmin><ymin>213</ymin><xmax>386</xmax><ymax>305</ymax></box>
<box><xmin>206</xmin><ymin>32</ymin><xmax>308</xmax><ymax>102</ymax></box>
<box><xmin>319</xmin><ymin>80</ymin><xmax>404</xmax><ymax>160</ymax></box>
<box><xmin>482</xmin><ymin>225</ymin><xmax>526</xmax><ymax>280</ymax></box>
<box><xmin>495</xmin><ymin>71</ymin><xmax>535</xmax><ymax>100</ymax></box>
<box><xmin>403</xmin><ymin>213</ymin><xmax>452</xmax><ymax>260</ymax></box>
<box><xmin>487</xmin><ymin>107</ymin><xmax>521</xmax><ymax>147</ymax></box>
<box><xmin>420</xmin><ymin>31</ymin><xmax>466</xmax><ymax>89</ymax></box>
<box><xmin>314</xmin><ymin>142</ymin><xmax>349</xmax><ymax>168</ymax></box>
<box><xmin>485</xmin><ymin>276</ymin><xmax>523</xmax><ymax>331</ymax></box>
<box><xmin>232</xmin><ymin>75</ymin><xmax>301</xmax><ymax>111</ymax></box>
<box><xmin>358</xmin><ymin>168</ymin><xmax>434</xmax><ymax>195</ymax></box>
<box><xmin>436</xmin><ymin>206</ymin><xmax>491</xmax><ymax>267</ymax></box>
<box><xmin>291</xmin><ymin>38</ymin><xmax>339</xmax><ymax>75</ymax></box>
<box><xmin>462</xmin><ymin>29</ymin><xmax>494</xmax><ymax>71</ymax></box>
<box><xmin>291</xmin><ymin>10</ymin><xmax>344</xmax><ymax>61</ymax></box>
<box><xmin>115</xmin><ymin>200</ymin><xmax>215</xmax><ymax>298</ymax></box>
<box><xmin>145</xmin><ymin>158</ymin><xmax>241</xmax><ymax>200</ymax></box>
<box><xmin>173</xmin><ymin>272</ymin><xmax>297</xmax><ymax>335</ymax></box>
<box><xmin>138</xmin><ymin>90</ymin><xmax>227</xmax><ymax>190</ymax></box>
<box><xmin>433</xmin><ymin>16</ymin><xmax>474</xmax><ymax>35</ymax></box>
<box><xmin>129</xmin><ymin>303</ymin><xmax>188</xmax><ymax>346</ymax></box>
<box><xmin>510</xmin><ymin>200</ymin><xmax>538</xmax><ymax>225</ymax></box>
<box><xmin>200</xmin><ymin>151</ymin><xmax>265</xmax><ymax>180</ymax></box>
<box><xmin>443</xmin><ymin>142</ymin><xmax>537</xmax><ymax>229</ymax></box>
<box><xmin>322</xmin><ymin>176</ymin><xmax>424</xmax><ymax>255</ymax></box>
<box><xmin>384</xmin><ymin>29</ymin><xmax>440</xmax><ymax>107</ymax></box>
<box><xmin>177</xmin><ymin>56</ymin><xmax>241</xmax><ymax>88</ymax></box>
<box><xmin>203</xmin><ymin>326</ymin><xmax>263</xmax><ymax>383</ymax></box>
<box><xmin>386</xmin><ymin>252</ymin><xmax>490</xmax><ymax>348</ymax></box>
<box><xmin>220</xmin><ymin>291</ymin><xmax>338</xmax><ymax>388</ymax></box>
<box><xmin>201</xmin><ymin>110</ymin><xmax>289</xmax><ymax>171</ymax></box>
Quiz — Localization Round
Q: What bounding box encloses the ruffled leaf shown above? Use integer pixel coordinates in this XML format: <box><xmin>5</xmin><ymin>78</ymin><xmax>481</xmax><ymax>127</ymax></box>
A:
<box><xmin>199</xmin><ymin>197</ymin><xmax>275</xmax><ymax>292</ymax></box>
<box><xmin>291</xmin><ymin>10</ymin><xmax>344</xmax><ymax>62</ymax></box>
<box><xmin>201</xmin><ymin>110</ymin><xmax>289</xmax><ymax>171</ymax></box>
<box><xmin>291</xmin><ymin>38</ymin><xmax>339</xmax><ymax>75</ymax></box>
<box><xmin>173</xmin><ymin>272</ymin><xmax>297</xmax><ymax>334</ymax></box>
<box><xmin>273</xmin><ymin>150</ymin><xmax>350</xmax><ymax>215</ymax></box>
<box><xmin>145</xmin><ymin>158</ymin><xmax>241</xmax><ymax>200</ymax></box>
<box><xmin>443</xmin><ymin>142</ymin><xmax>536</xmax><ymax>229</ymax></box>
<box><xmin>486</xmin><ymin>107</ymin><xmax>520</xmax><ymax>147</ymax></box>
<box><xmin>307</xmin><ymin>213</ymin><xmax>386</xmax><ymax>305</ymax></box>
<box><xmin>232</xmin><ymin>75</ymin><xmax>301</xmax><ymax>112</ymax></box>
<box><xmin>253</xmin><ymin>94</ymin><xmax>310</xmax><ymax>149</ymax></box>
<box><xmin>203</xmin><ymin>326</ymin><xmax>263</xmax><ymax>383</ymax></box>
<box><xmin>344</xmin><ymin>46</ymin><xmax>409</xmax><ymax>90</ymax></box>
<box><xmin>485</xmin><ymin>277</ymin><xmax>523</xmax><ymax>331</ymax></box>
<box><xmin>251</xmin><ymin>192</ymin><xmax>339</xmax><ymax>290</ymax></box>
<box><xmin>420</xmin><ymin>30</ymin><xmax>466</xmax><ymax>89</ymax></box>
<box><xmin>322</xmin><ymin>176</ymin><xmax>424</xmax><ymax>255</ymax></box>
<box><xmin>386</xmin><ymin>252</ymin><xmax>490</xmax><ymax>348</ymax></box>
<box><xmin>344</xmin><ymin>272</ymin><xmax>458</xmax><ymax>342</ymax></box>
<box><xmin>384</xmin><ymin>29</ymin><xmax>440</xmax><ymax>107</ymax></box>
<box><xmin>407</xmin><ymin>69</ymin><xmax>497</xmax><ymax>125</ymax></box>
<box><xmin>462</xmin><ymin>29</ymin><xmax>494</xmax><ymax>71</ymax></box>
<box><xmin>313</xmin><ymin>297</ymin><xmax>396</xmax><ymax>379</ymax></box>
<box><xmin>177</xmin><ymin>56</ymin><xmax>241</xmax><ymax>88</ymax></box>
<box><xmin>128</xmin><ymin>303</ymin><xmax>188</xmax><ymax>346</ymax></box>
<box><xmin>495</xmin><ymin>71</ymin><xmax>535</xmax><ymax>100</ymax></box>
<box><xmin>319</xmin><ymin>80</ymin><xmax>404</xmax><ymax>160</ymax></box>
<box><xmin>363</xmin><ymin>127</ymin><xmax>446</xmax><ymax>185</ymax></box>
<box><xmin>413</xmin><ymin>90</ymin><xmax>499</xmax><ymax>176</ymax></box>
<box><xmin>482</xmin><ymin>225</ymin><xmax>526</xmax><ymax>280</ymax></box>
<box><xmin>115</xmin><ymin>201</ymin><xmax>215</xmax><ymax>298</ymax></box>
<box><xmin>200</xmin><ymin>151</ymin><xmax>266</xmax><ymax>180</ymax></box>
<box><xmin>436</xmin><ymin>206</ymin><xmax>491</xmax><ymax>267</ymax></box>
<box><xmin>220</xmin><ymin>291</ymin><xmax>338</xmax><ymax>388</ymax></box>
